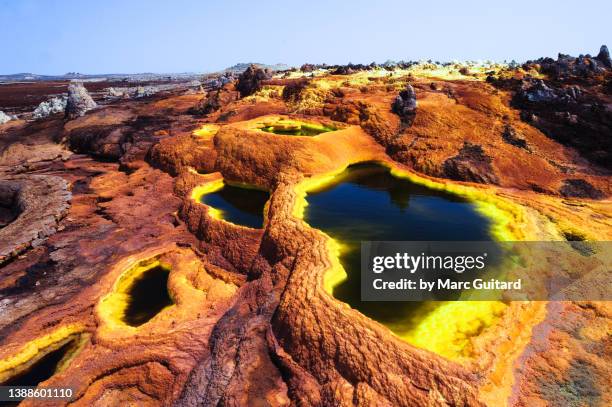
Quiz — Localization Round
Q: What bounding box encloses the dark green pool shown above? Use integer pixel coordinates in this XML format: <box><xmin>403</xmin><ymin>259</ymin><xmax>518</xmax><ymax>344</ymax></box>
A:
<box><xmin>123</xmin><ymin>265</ymin><xmax>172</xmax><ymax>327</ymax></box>
<box><xmin>304</xmin><ymin>163</ymin><xmax>492</xmax><ymax>326</ymax></box>
<box><xmin>200</xmin><ymin>184</ymin><xmax>269</xmax><ymax>228</ymax></box>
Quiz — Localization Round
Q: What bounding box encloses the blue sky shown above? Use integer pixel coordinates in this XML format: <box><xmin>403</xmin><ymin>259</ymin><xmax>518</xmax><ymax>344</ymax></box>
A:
<box><xmin>1</xmin><ymin>0</ymin><xmax>610</xmax><ymax>74</ymax></box>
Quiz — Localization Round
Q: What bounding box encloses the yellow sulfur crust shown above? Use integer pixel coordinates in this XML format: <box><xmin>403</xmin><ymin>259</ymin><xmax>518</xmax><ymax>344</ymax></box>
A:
<box><xmin>0</xmin><ymin>324</ymin><xmax>86</xmax><ymax>383</ymax></box>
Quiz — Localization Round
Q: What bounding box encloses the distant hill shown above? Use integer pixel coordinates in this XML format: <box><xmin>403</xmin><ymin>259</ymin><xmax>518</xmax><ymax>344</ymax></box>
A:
<box><xmin>0</xmin><ymin>72</ymin><xmax>203</xmax><ymax>83</ymax></box>
<box><xmin>0</xmin><ymin>64</ymin><xmax>291</xmax><ymax>83</ymax></box>
<box><xmin>0</xmin><ymin>73</ymin><xmax>55</xmax><ymax>81</ymax></box>
<box><xmin>223</xmin><ymin>63</ymin><xmax>291</xmax><ymax>74</ymax></box>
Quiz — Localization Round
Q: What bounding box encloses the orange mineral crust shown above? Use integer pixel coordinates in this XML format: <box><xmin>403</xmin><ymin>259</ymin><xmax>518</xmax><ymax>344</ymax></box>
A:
<box><xmin>0</xmin><ymin>59</ymin><xmax>610</xmax><ymax>406</ymax></box>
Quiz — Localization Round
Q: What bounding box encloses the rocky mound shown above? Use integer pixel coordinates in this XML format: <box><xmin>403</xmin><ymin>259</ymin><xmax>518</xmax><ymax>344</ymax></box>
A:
<box><xmin>512</xmin><ymin>79</ymin><xmax>612</xmax><ymax>169</ymax></box>
<box><xmin>235</xmin><ymin>64</ymin><xmax>273</xmax><ymax>97</ymax></box>
<box><xmin>392</xmin><ymin>83</ymin><xmax>418</xmax><ymax>123</ymax></box>
<box><xmin>32</xmin><ymin>96</ymin><xmax>67</xmax><ymax>119</ymax></box>
<box><xmin>0</xmin><ymin>111</ymin><xmax>16</xmax><ymax>124</ymax></box>
<box><xmin>191</xmin><ymin>84</ymin><xmax>240</xmax><ymax>116</ymax></box>
<box><xmin>65</xmin><ymin>82</ymin><xmax>97</xmax><ymax>119</ymax></box>
<box><xmin>524</xmin><ymin>44</ymin><xmax>612</xmax><ymax>79</ymax></box>
<box><xmin>443</xmin><ymin>141</ymin><xmax>499</xmax><ymax>184</ymax></box>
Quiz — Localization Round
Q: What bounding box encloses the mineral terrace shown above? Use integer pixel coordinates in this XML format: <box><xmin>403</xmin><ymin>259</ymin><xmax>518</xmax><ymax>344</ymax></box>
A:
<box><xmin>0</xmin><ymin>47</ymin><xmax>611</xmax><ymax>406</ymax></box>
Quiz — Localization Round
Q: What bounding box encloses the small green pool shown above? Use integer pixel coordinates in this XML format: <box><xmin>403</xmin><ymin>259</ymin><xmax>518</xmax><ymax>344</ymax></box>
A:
<box><xmin>200</xmin><ymin>184</ymin><xmax>269</xmax><ymax>228</ymax></box>
<box><xmin>259</xmin><ymin>120</ymin><xmax>336</xmax><ymax>136</ymax></box>
<box><xmin>123</xmin><ymin>265</ymin><xmax>173</xmax><ymax>326</ymax></box>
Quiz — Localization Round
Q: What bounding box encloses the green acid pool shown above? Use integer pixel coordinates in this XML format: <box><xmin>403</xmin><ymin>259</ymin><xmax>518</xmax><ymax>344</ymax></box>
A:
<box><xmin>200</xmin><ymin>184</ymin><xmax>269</xmax><ymax>229</ymax></box>
<box><xmin>259</xmin><ymin>119</ymin><xmax>336</xmax><ymax>136</ymax></box>
<box><xmin>303</xmin><ymin>163</ymin><xmax>504</xmax><ymax>359</ymax></box>
<box><xmin>123</xmin><ymin>265</ymin><xmax>173</xmax><ymax>327</ymax></box>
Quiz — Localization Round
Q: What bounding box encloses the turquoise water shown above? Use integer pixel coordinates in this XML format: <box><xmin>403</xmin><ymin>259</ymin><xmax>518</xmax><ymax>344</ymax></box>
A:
<box><xmin>304</xmin><ymin>163</ymin><xmax>492</xmax><ymax>325</ymax></box>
